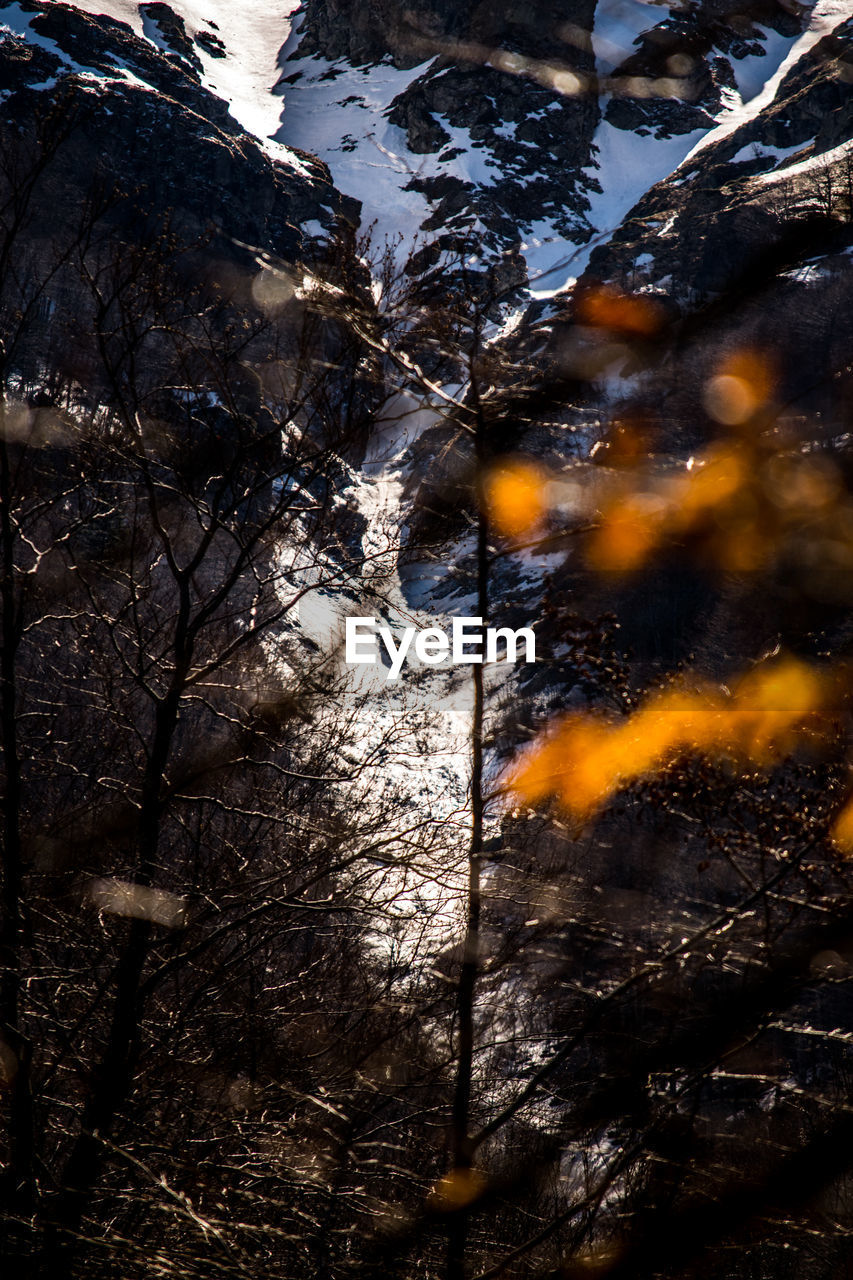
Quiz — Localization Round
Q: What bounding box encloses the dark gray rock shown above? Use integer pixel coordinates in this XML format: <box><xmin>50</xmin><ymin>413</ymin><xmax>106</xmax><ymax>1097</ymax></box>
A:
<box><xmin>140</xmin><ymin>2</ymin><xmax>203</xmax><ymax>74</ymax></box>
<box><xmin>0</xmin><ymin>0</ymin><xmax>351</xmax><ymax>265</ymax></box>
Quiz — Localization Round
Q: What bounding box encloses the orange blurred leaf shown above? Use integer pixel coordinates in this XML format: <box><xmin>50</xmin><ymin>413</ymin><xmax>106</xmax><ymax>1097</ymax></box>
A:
<box><xmin>575</xmin><ymin>284</ymin><xmax>664</xmax><ymax>338</ymax></box>
<box><xmin>703</xmin><ymin>349</ymin><xmax>775</xmax><ymax>426</ymax></box>
<box><xmin>428</xmin><ymin>1167</ymin><xmax>488</xmax><ymax>1210</ymax></box>
<box><xmin>831</xmin><ymin>799</ymin><xmax>853</xmax><ymax>856</ymax></box>
<box><xmin>508</xmin><ymin>659</ymin><xmax>828</xmax><ymax>821</ymax></box>
<box><xmin>483</xmin><ymin>459</ymin><xmax>548</xmax><ymax>537</ymax></box>
<box><xmin>587</xmin><ymin>492</ymin><xmax>665</xmax><ymax>572</ymax></box>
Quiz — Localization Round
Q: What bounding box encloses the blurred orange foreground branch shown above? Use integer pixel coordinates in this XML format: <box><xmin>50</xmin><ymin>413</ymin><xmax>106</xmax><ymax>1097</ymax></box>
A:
<box><xmin>506</xmin><ymin>658</ymin><xmax>851</xmax><ymax>836</ymax></box>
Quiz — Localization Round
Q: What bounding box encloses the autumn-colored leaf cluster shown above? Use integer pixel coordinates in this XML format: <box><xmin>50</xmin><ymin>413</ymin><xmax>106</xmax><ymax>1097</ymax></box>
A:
<box><xmin>508</xmin><ymin>657</ymin><xmax>841</xmax><ymax>824</ymax></box>
<box><xmin>484</xmin><ymin>310</ymin><xmax>853</xmax><ymax>854</ymax></box>
<box><xmin>574</xmin><ymin>282</ymin><xmax>665</xmax><ymax>339</ymax></box>
<box><xmin>484</xmin><ymin>346</ymin><xmax>853</xmax><ymax>591</ymax></box>
<box><xmin>483</xmin><ymin>458</ymin><xmax>549</xmax><ymax>538</ymax></box>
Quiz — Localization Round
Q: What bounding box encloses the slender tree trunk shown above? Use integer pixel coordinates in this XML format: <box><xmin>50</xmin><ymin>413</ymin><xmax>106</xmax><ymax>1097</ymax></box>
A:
<box><xmin>0</xmin><ymin>422</ymin><xmax>36</xmax><ymax>1274</ymax></box>
<box><xmin>43</xmin><ymin>680</ymin><xmax>185</xmax><ymax>1277</ymax></box>
<box><xmin>448</xmin><ymin>349</ymin><xmax>489</xmax><ymax>1280</ymax></box>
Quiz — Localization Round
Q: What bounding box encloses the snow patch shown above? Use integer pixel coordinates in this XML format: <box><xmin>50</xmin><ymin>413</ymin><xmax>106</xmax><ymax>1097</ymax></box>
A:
<box><xmin>591</xmin><ymin>0</ymin><xmax>656</xmax><ymax>75</ymax></box>
<box><xmin>1</xmin><ymin>0</ymin><xmax>161</xmax><ymax>92</ymax></box>
<box><xmin>729</xmin><ymin>23</ymin><xmax>802</xmax><ymax>104</ymax></box>
<box><xmin>685</xmin><ymin>0</ymin><xmax>852</xmax><ymax>164</ymax></box>
<box><xmin>2</xmin><ymin>1</ymin><xmax>93</xmax><ymax>74</ymax></box>
<box><xmin>433</xmin><ymin>115</ymin><xmax>501</xmax><ymax>186</ymax></box>
<box><xmin>526</xmin><ymin>117</ymin><xmax>707</xmax><ymax>297</ymax></box>
<box><xmin>274</xmin><ymin>36</ymin><xmax>435</xmax><ymax>254</ymax></box>
<box><xmin>728</xmin><ymin>138</ymin><xmax>805</xmax><ymax>165</ymax></box>
<box><xmin>755</xmin><ymin>136</ymin><xmax>853</xmax><ymax>183</ymax></box>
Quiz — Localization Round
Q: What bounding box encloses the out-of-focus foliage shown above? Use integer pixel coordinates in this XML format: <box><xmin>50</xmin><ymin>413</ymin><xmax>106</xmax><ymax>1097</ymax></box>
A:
<box><xmin>508</xmin><ymin>657</ymin><xmax>838</xmax><ymax>823</ymax></box>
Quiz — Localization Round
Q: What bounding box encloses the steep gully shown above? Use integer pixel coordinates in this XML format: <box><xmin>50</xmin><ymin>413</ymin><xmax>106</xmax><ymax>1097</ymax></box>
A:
<box><xmin>265</xmin><ymin>2</ymin><xmax>822</xmax><ymax>957</ymax></box>
<box><xmin>7</xmin><ymin>0</ymin><xmax>836</xmax><ymax>953</ymax></box>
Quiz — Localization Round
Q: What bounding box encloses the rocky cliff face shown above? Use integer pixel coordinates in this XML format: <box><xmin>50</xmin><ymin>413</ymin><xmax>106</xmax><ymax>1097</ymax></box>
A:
<box><xmin>584</xmin><ymin>7</ymin><xmax>853</xmax><ymax>299</ymax></box>
<box><xmin>278</xmin><ymin>0</ymin><xmax>816</xmax><ymax>292</ymax></box>
<box><xmin>4</xmin><ymin>1</ymin><xmax>850</xmax><ymax>652</ymax></box>
<box><xmin>546</xmin><ymin>3</ymin><xmax>853</xmax><ymax>487</ymax></box>
<box><xmin>0</xmin><ymin>0</ymin><xmax>376</xmax><ymax>484</ymax></box>
<box><xmin>277</xmin><ymin>0</ymin><xmax>600</xmax><ymax>290</ymax></box>
<box><xmin>0</xmin><ymin>1</ymin><xmax>353</xmax><ymax>275</ymax></box>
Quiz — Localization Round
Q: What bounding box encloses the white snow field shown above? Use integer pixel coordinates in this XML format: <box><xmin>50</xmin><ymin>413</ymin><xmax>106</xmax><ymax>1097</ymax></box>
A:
<box><xmin>272</xmin><ymin>31</ymin><xmax>437</xmax><ymax>254</ymax></box>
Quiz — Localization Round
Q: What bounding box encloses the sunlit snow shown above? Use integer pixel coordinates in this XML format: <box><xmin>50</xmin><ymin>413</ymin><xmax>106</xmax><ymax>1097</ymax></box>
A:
<box><xmin>55</xmin><ymin>0</ymin><xmax>309</xmax><ymax>168</ymax></box>
<box><xmin>685</xmin><ymin>0</ymin><xmax>849</xmax><ymax>164</ymax></box>
<box><xmin>272</xmin><ymin>29</ymin><xmax>436</xmax><ymax>254</ymax></box>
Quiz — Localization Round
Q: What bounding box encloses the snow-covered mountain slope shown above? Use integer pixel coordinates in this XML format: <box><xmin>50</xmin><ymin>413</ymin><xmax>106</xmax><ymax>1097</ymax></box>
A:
<box><xmin>48</xmin><ymin>0</ymin><xmax>303</xmax><ymax>160</ymax></box>
<box><xmin>275</xmin><ymin>0</ymin><xmax>815</xmax><ymax>290</ymax></box>
<box><xmin>0</xmin><ymin>0</ymin><xmax>353</xmax><ymax>264</ymax></box>
<box><xmin>579</xmin><ymin>0</ymin><xmax>853</xmax><ymax>305</ymax></box>
<box><xmin>20</xmin><ymin>2</ymin><xmax>827</xmax><ymax>299</ymax></box>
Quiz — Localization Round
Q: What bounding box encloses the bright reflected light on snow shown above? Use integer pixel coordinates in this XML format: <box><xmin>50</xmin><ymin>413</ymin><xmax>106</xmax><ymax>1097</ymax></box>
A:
<box><xmin>63</xmin><ymin>0</ymin><xmax>309</xmax><ymax>168</ymax></box>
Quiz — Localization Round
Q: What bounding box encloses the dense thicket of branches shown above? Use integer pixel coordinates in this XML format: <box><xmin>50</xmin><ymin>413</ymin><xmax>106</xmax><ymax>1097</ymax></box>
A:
<box><xmin>0</xmin><ymin>112</ymin><xmax>456</xmax><ymax>1279</ymax></box>
<box><xmin>3</xmin><ymin>58</ymin><xmax>853</xmax><ymax>1280</ymax></box>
